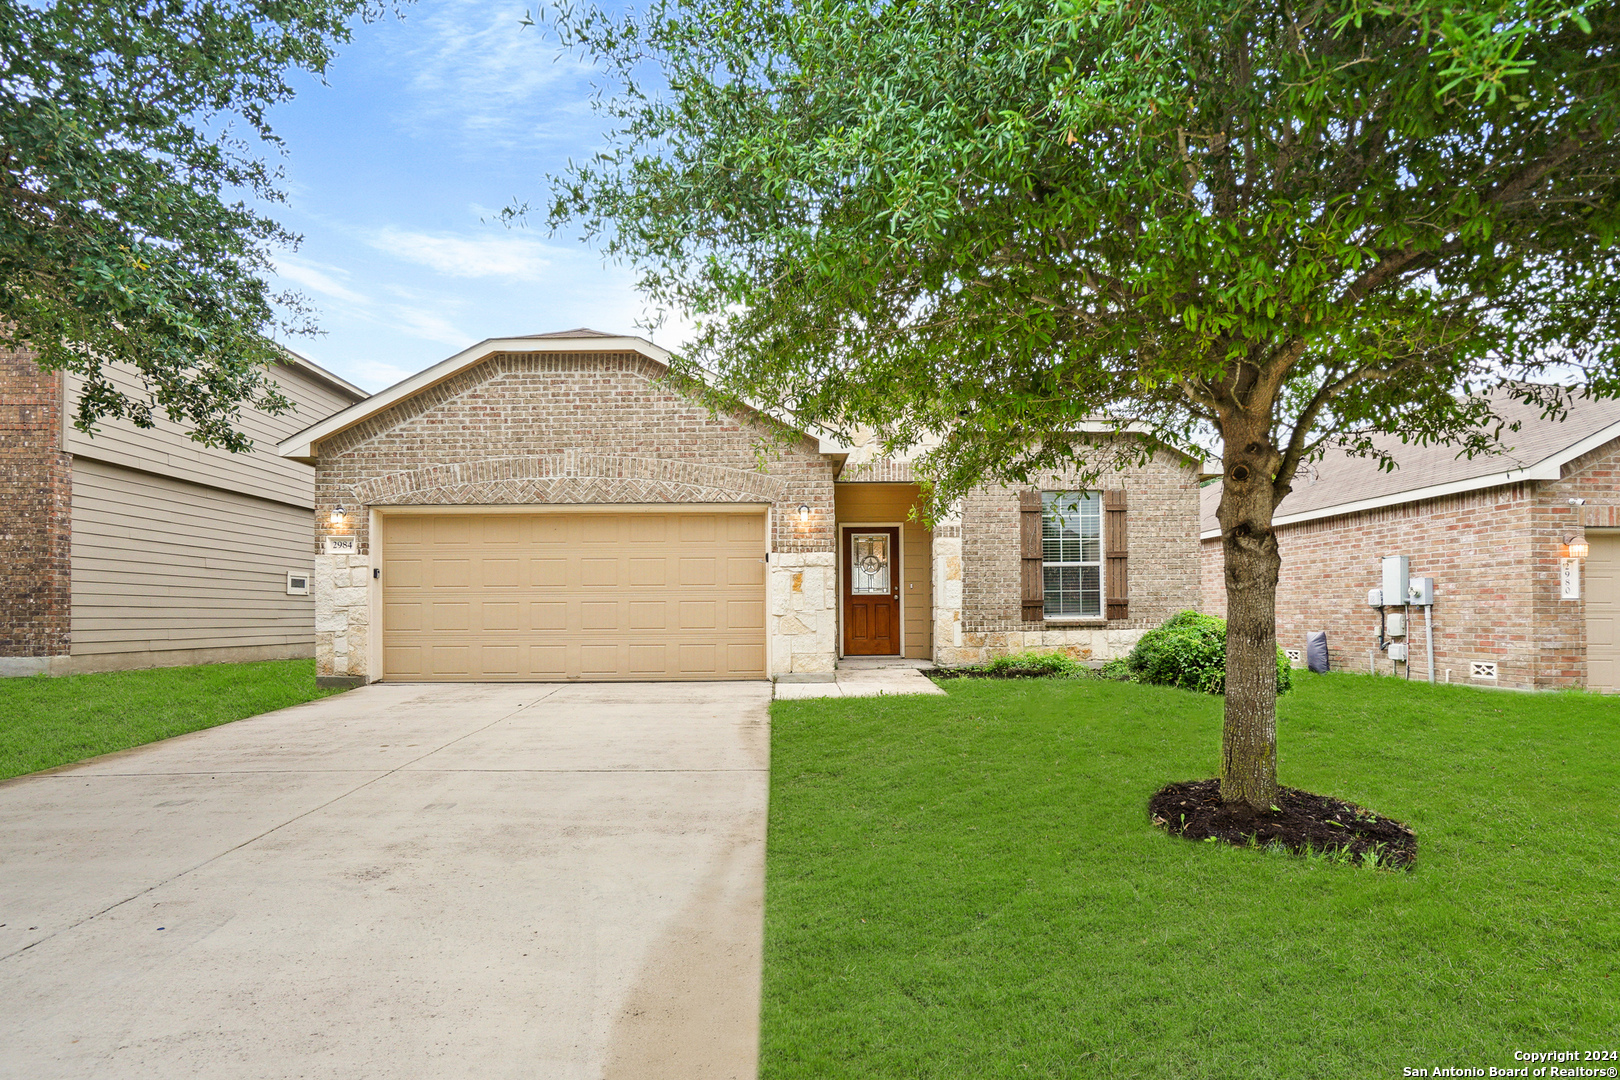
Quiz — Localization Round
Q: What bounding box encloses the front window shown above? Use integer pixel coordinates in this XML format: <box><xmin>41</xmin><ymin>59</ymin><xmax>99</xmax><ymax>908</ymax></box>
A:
<box><xmin>1042</xmin><ymin>491</ymin><xmax>1101</xmax><ymax>618</ymax></box>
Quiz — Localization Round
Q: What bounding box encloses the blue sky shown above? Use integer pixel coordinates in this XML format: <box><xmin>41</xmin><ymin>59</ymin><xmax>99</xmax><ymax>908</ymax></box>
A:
<box><xmin>263</xmin><ymin>0</ymin><xmax>677</xmax><ymax>393</ymax></box>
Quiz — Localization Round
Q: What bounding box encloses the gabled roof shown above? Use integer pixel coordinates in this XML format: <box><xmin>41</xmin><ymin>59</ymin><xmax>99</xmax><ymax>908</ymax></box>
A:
<box><xmin>276</xmin><ymin>330</ymin><xmax>852</xmax><ymax>462</ymax></box>
<box><xmin>1199</xmin><ymin>389</ymin><xmax>1620</xmax><ymax>537</ymax></box>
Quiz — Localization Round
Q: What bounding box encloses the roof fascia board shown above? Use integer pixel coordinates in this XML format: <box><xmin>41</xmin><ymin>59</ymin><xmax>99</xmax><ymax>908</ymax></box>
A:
<box><xmin>277</xmin><ymin>336</ymin><xmax>673</xmax><ymax>461</ymax></box>
<box><xmin>1543</xmin><ymin>415</ymin><xmax>1620</xmax><ymax>476</ymax></box>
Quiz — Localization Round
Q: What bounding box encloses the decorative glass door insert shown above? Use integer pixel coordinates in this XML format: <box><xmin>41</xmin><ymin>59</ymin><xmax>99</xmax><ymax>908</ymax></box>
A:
<box><xmin>850</xmin><ymin>533</ymin><xmax>891</xmax><ymax>594</ymax></box>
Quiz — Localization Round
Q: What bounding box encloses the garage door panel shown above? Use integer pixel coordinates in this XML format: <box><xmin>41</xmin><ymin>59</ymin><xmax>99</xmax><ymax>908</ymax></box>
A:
<box><xmin>382</xmin><ymin>511</ymin><xmax>767</xmax><ymax>682</ymax></box>
<box><xmin>728</xmin><ymin>515</ymin><xmax>764</xmax><ymax>542</ymax></box>
<box><xmin>531</xmin><ymin>601</ymin><xmax>569</xmax><ymax>631</ymax></box>
<box><xmin>483</xmin><ymin>517</ymin><xmax>522</xmax><ymax>544</ymax></box>
<box><xmin>680</xmin><ymin>515</ymin><xmax>716</xmax><ymax>543</ymax></box>
<box><xmin>386</xmin><ymin>645</ymin><xmax>423</xmax><ymax>676</ymax></box>
<box><xmin>679</xmin><ymin>601</ymin><xmax>716</xmax><ymax>629</ymax></box>
<box><xmin>434</xmin><ymin>517</ymin><xmax>472</xmax><ymax>545</ymax></box>
<box><xmin>679</xmin><ymin>558</ymin><xmax>716</xmax><ymax>585</ymax></box>
<box><xmin>630</xmin><ymin>558</ymin><xmax>667</xmax><ymax>586</ymax></box>
<box><xmin>629</xmin><ymin>601</ymin><xmax>667</xmax><ymax>630</ymax></box>
<box><xmin>630</xmin><ymin>516</ymin><xmax>668</xmax><ymax>543</ymax></box>
<box><xmin>529</xmin><ymin>645</ymin><xmax>567</xmax><ymax>675</ymax></box>
<box><xmin>385</xmin><ymin>603</ymin><xmax>422</xmax><ymax>631</ymax></box>
<box><xmin>629</xmin><ymin>644</ymin><xmax>667</xmax><ymax>673</ymax></box>
<box><xmin>430</xmin><ymin>559</ymin><xmax>470</xmax><ymax>588</ymax></box>
<box><xmin>581</xmin><ymin>602</ymin><xmax>619</xmax><ymax>630</ymax></box>
<box><xmin>482</xmin><ymin>602</ymin><xmax>521</xmax><ymax>631</ymax></box>
<box><xmin>430</xmin><ymin>602</ymin><xmax>470</xmax><ymax>631</ymax></box>
<box><xmin>431</xmin><ymin>644</ymin><xmax>471</xmax><ymax>674</ymax></box>
<box><xmin>678</xmin><ymin>644</ymin><xmax>717</xmax><ymax>674</ymax></box>
<box><xmin>482</xmin><ymin>645</ymin><xmax>520</xmax><ymax>674</ymax></box>
<box><xmin>481</xmin><ymin>558</ymin><xmax>521</xmax><ymax>588</ymax></box>
<box><xmin>532</xmin><ymin>559</ymin><xmax>566</xmax><ymax>587</ymax></box>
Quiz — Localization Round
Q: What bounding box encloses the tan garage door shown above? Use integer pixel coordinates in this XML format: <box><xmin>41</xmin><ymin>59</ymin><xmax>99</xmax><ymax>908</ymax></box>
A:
<box><xmin>1586</xmin><ymin>530</ymin><xmax>1620</xmax><ymax>692</ymax></box>
<box><xmin>381</xmin><ymin>510</ymin><xmax>768</xmax><ymax>681</ymax></box>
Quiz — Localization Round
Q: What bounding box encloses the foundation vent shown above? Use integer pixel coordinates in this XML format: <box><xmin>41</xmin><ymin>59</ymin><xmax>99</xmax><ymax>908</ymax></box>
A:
<box><xmin>1470</xmin><ymin>661</ymin><xmax>1498</xmax><ymax>680</ymax></box>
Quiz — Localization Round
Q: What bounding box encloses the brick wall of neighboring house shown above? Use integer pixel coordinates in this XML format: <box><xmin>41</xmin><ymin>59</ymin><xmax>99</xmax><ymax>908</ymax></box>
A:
<box><xmin>310</xmin><ymin>350</ymin><xmax>839</xmax><ymax>682</ymax></box>
<box><xmin>1197</xmin><ymin>438</ymin><xmax>1620</xmax><ymax>689</ymax></box>
<box><xmin>0</xmin><ymin>348</ymin><xmax>71</xmax><ymax>661</ymax></box>
<box><xmin>946</xmin><ymin>449</ymin><xmax>1202</xmax><ymax>664</ymax></box>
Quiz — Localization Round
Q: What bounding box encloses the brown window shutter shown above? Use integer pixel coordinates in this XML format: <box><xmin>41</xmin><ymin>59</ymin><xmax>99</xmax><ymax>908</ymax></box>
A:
<box><xmin>1020</xmin><ymin>489</ymin><xmax>1045</xmax><ymax>622</ymax></box>
<box><xmin>1104</xmin><ymin>489</ymin><xmax>1128</xmax><ymax>620</ymax></box>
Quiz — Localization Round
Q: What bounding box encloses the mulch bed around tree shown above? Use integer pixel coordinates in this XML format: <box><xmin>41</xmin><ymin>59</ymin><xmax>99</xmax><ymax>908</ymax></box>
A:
<box><xmin>1149</xmin><ymin>779</ymin><xmax>1417</xmax><ymax>868</ymax></box>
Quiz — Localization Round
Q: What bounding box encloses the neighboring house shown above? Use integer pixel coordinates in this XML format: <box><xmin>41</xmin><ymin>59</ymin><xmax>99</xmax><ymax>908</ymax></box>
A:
<box><xmin>278</xmin><ymin>330</ymin><xmax>1206</xmax><ymax>686</ymax></box>
<box><xmin>1199</xmin><ymin>390</ymin><xmax>1620</xmax><ymax>691</ymax></box>
<box><xmin>0</xmin><ymin>346</ymin><xmax>366</xmax><ymax>676</ymax></box>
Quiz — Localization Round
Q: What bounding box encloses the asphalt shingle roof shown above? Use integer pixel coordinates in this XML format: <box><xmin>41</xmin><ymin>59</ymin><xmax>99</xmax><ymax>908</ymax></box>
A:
<box><xmin>1199</xmin><ymin>389</ymin><xmax>1620</xmax><ymax>533</ymax></box>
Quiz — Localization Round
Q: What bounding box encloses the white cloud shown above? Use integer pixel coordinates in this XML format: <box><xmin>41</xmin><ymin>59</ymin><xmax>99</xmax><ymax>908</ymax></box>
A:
<box><xmin>274</xmin><ymin>256</ymin><xmax>370</xmax><ymax>304</ymax></box>
<box><xmin>384</xmin><ymin>0</ymin><xmax>605</xmax><ymax>148</ymax></box>
<box><xmin>385</xmin><ymin>304</ymin><xmax>476</xmax><ymax>350</ymax></box>
<box><xmin>367</xmin><ymin>225</ymin><xmax>557</xmax><ymax>280</ymax></box>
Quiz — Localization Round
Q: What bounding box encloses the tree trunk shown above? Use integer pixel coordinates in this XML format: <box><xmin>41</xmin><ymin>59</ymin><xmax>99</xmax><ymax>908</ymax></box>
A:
<box><xmin>1216</xmin><ymin>420</ymin><xmax>1283</xmax><ymax>811</ymax></box>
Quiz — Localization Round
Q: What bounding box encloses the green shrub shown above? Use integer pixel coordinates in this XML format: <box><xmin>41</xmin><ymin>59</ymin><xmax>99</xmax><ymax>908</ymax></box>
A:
<box><xmin>983</xmin><ymin>650</ymin><xmax>1090</xmax><ymax>678</ymax></box>
<box><xmin>1098</xmin><ymin>657</ymin><xmax>1134</xmax><ymax>681</ymax></box>
<box><xmin>1124</xmin><ymin>610</ymin><xmax>1292</xmax><ymax>696</ymax></box>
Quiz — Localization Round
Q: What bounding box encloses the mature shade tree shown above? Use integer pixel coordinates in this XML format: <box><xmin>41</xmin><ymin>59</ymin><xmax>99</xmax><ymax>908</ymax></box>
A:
<box><xmin>537</xmin><ymin>0</ymin><xmax>1620</xmax><ymax>808</ymax></box>
<box><xmin>0</xmin><ymin>0</ymin><xmax>391</xmax><ymax>450</ymax></box>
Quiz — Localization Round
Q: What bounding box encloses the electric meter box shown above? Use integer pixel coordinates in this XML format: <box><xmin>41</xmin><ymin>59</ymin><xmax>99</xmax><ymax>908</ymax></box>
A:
<box><xmin>1408</xmin><ymin>577</ymin><xmax>1434</xmax><ymax>606</ymax></box>
<box><xmin>1381</xmin><ymin>556</ymin><xmax>1410</xmax><ymax>607</ymax></box>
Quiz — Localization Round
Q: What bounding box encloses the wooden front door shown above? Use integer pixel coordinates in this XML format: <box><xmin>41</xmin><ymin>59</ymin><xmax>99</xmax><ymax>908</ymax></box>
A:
<box><xmin>843</xmin><ymin>527</ymin><xmax>900</xmax><ymax>655</ymax></box>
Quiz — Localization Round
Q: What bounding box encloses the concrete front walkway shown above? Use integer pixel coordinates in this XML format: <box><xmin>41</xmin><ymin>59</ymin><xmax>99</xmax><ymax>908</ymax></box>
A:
<box><xmin>0</xmin><ymin>682</ymin><xmax>771</xmax><ymax>1080</ymax></box>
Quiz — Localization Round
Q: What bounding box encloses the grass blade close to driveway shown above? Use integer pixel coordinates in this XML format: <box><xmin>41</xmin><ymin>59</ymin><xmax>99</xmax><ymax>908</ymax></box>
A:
<box><xmin>762</xmin><ymin>673</ymin><xmax>1620</xmax><ymax>1079</ymax></box>
<box><xmin>0</xmin><ymin>659</ymin><xmax>340</xmax><ymax>781</ymax></box>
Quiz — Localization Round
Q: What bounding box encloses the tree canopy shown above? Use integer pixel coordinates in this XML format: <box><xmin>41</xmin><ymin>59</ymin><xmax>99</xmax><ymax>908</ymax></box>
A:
<box><xmin>0</xmin><ymin>0</ymin><xmax>388</xmax><ymax>450</ymax></box>
<box><xmin>540</xmin><ymin>0</ymin><xmax>1620</xmax><ymax>806</ymax></box>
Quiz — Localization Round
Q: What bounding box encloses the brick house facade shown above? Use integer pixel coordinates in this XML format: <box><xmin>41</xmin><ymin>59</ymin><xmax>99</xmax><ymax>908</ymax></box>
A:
<box><xmin>1199</xmin><ymin>393</ymin><xmax>1620</xmax><ymax>691</ymax></box>
<box><xmin>282</xmin><ymin>330</ymin><xmax>1207</xmax><ymax>685</ymax></box>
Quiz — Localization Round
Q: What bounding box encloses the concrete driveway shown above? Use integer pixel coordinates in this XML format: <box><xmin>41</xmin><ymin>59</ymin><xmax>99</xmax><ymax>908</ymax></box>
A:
<box><xmin>0</xmin><ymin>681</ymin><xmax>771</xmax><ymax>1080</ymax></box>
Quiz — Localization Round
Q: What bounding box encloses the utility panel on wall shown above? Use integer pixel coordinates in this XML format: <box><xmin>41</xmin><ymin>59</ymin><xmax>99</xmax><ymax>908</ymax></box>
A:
<box><xmin>1381</xmin><ymin>556</ymin><xmax>1409</xmax><ymax>606</ymax></box>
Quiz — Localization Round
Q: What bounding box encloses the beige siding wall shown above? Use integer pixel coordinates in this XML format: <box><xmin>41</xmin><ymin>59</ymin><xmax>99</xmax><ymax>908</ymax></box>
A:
<box><xmin>65</xmin><ymin>360</ymin><xmax>357</xmax><ymax>509</ymax></box>
<box><xmin>834</xmin><ymin>483</ymin><xmax>932</xmax><ymax>659</ymax></box>
<box><xmin>69</xmin><ymin>458</ymin><xmax>320</xmax><ymax>664</ymax></box>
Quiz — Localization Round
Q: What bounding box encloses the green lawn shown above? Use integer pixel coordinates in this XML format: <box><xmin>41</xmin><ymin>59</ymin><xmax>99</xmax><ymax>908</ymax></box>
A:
<box><xmin>0</xmin><ymin>658</ymin><xmax>341</xmax><ymax>782</ymax></box>
<box><xmin>763</xmin><ymin>673</ymin><xmax>1620</xmax><ymax>1079</ymax></box>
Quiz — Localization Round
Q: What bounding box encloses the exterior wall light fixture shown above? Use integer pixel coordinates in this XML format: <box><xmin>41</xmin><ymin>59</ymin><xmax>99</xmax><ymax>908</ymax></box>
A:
<box><xmin>1563</xmin><ymin>535</ymin><xmax>1589</xmax><ymax>559</ymax></box>
<box><xmin>797</xmin><ymin>503</ymin><xmax>811</xmax><ymax>523</ymax></box>
<box><xmin>330</xmin><ymin>505</ymin><xmax>347</xmax><ymax>525</ymax></box>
